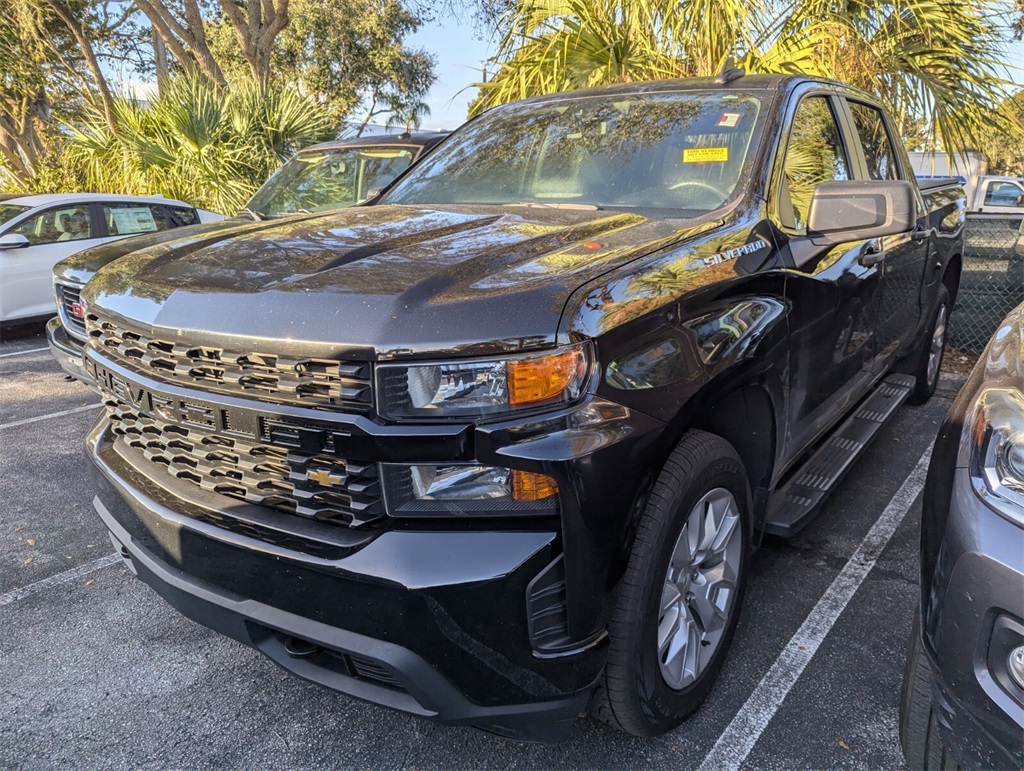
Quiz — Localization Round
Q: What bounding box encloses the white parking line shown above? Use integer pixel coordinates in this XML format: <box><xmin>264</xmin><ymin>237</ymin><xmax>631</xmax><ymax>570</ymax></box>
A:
<box><xmin>0</xmin><ymin>346</ymin><xmax>48</xmax><ymax>359</ymax></box>
<box><xmin>0</xmin><ymin>403</ymin><xmax>101</xmax><ymax>430</ymax></box>
<box><xmin>0</xmin><ymin>553</ymin><xmax>119</xmax><ymax>607</ymax></box>
<box><xmin>697</xmin><ymin>446</ymin><xmax>933</xmax><ymax>771</ymax></box>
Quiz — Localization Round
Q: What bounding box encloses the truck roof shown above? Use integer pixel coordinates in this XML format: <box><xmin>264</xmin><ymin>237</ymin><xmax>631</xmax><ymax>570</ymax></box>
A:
<box><xmin>500</xmin><ymin>74</ymin><xmax>877</xmax><ymax>109</ymax></box>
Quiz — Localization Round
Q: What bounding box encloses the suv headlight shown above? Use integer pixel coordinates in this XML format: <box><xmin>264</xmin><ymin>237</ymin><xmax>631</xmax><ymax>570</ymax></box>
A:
<box><xmin>376</xmin><ymin>344</ymin><xmax>590</xmax><ymax>420</ymax></box>
<box><xmin>971</xmin><ymin>387</ymin><xmax>1024</xmax><ymax>525</ymax></box>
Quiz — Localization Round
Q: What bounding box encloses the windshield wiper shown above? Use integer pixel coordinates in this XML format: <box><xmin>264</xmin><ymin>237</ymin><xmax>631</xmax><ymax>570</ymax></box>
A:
<box><xmin>506</xmin><ymin>202</ymin><xmax>600</xmax><ymax>211</ymax></box>
<box><xmin>238</xmin><ymin>208</ymin><xmax>267</xmax><ymax>221</ymax></box>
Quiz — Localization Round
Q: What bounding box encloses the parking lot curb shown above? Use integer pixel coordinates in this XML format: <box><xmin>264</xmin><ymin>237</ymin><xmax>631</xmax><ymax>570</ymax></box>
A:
<box><xmin>936</xmin><ymin>372</ymin><xmax>968</xmax><ymax>398</ymax></box>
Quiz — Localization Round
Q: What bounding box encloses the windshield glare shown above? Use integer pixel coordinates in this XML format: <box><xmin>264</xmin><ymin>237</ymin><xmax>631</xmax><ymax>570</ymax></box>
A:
<box><xmin>245</xmin><ymin>146</ymin><xmax>417</xmax><ymax>216</ymax></box>
<box><xmin>383</xmin><ymin>93</ymin><xmax>762</xmax><ymax>212</ymax></box>
<box><xmin>0</xmin><ymin>204</ymin><xmax>29</xmax><ymax>228</ymax></box>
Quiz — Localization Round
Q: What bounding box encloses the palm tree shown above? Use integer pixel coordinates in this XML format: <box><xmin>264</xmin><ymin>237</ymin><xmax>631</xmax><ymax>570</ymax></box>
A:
<box><xmin>68</xmin><ymin>76</ymin><xmax>333</xmax><ymax>214</ymax></box>
<box><xmin>474</xmin><ymin>0</ymin><xmax>1018</xmax><ymax>153</ymax></box>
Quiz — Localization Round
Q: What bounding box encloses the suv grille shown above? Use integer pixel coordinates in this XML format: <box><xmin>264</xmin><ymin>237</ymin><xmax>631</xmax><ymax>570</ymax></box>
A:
<box><xmin>107</xmin><ymin>400</ymin><xmax>384</xmax><ymax>527</ymax></box>
<box><xmin>87</xmin><ymin>316</ymin><xmax>372</xmax><ymax>412</ymax></box>
<box><xmin>56</xmin><ymin>284</ymin><xmax>87</xmax><ymax>339</ymax></box>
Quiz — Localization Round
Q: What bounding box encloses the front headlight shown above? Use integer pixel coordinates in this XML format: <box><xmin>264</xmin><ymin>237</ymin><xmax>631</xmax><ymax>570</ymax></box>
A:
<box><xmin>376</xmin><ymin>344</ymin><xmax>590</xmax><ymax>419</ymax></box>
<box><xmin>380</xmin><ymin>464</ymin><xmax>559</xmax><ymax>517</ymax></box>
<box><xmin>971</xmin><ymin>387</ymin><xmax>1024</xmax><ymax>525</ymax></box>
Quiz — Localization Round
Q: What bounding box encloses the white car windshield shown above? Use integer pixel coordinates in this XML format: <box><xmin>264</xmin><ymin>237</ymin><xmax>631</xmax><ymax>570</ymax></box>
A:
<box><xmin>383</xmin><ymin>92</ymin><xmax>763</xmax><ymax>212</ymax></box>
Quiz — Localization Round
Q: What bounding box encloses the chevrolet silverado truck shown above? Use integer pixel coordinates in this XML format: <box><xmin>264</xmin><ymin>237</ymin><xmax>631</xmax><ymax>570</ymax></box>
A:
<box><xmin>80</xmin><ymin>75</ymin><xmax>965</xmax><ymax>741</ymax></box>
<box><xmin>48</xmin><ymin>132</ymin><xmax>448</xmax><ymax>386</ymax></box>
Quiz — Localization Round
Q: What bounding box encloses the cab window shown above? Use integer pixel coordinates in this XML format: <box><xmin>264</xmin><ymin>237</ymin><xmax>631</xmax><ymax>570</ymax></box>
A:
<box><xmin>984</xmin><ymin>181</ymin><xmax>1024</xmax><ymax>208</ymax></box>
<box><xmin>11</xmin><ymin>205</ymin><xmax>93</xmax><ymax>245</ymax></box>
<box><xmin>847</xmin><ymin>102</ymin><xmax>900</xmax><ymax>181</ymax></box>
<box><xmin>779</xmin><ymin>96</ymin><xmax>851</xmax><ymax>232</ymax></box>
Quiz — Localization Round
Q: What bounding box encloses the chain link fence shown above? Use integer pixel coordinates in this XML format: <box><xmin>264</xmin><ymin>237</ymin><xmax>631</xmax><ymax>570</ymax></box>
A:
<box><xmin>948</xmin><ymin>214</ymin><xmax>1023</xmax><ymax>352</ymax></box>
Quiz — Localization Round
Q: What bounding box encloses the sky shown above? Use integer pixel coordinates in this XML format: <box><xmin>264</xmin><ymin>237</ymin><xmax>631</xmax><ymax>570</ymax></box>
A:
<box><xmin>405</xmin><ymin>13</ymin><xmax>495</xmax><ymax>130</ymax></box>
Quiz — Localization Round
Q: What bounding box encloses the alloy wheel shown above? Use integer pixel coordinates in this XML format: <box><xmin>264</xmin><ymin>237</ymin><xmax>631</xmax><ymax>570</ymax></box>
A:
<box><xmin>657</xmin><ymin>488</ymin><xmax>742</xmax><ymax>690</ymax></box>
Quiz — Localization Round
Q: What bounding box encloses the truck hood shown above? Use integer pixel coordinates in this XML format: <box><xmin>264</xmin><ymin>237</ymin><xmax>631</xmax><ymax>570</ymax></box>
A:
<box><xmin>84</xmin><ymin>204</ymin><xmax>707</xmax><ymax>359</ymax></box>
<box><xmin>53</xmin><ymin>216</ymin><xmax>291</xmax><ymax>286</ymax></box>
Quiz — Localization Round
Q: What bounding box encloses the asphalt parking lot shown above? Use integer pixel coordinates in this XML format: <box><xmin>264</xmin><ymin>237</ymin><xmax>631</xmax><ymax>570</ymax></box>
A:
<box><xmin>0</xmin><ymin>320</ymin><xmax>956</xmax><ymax>769</ymax></box>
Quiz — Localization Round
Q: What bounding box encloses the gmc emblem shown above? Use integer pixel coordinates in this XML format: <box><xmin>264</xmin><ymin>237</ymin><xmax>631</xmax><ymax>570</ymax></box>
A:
<box><xmin>70</xmin><ymin>302</ymin><xmax>85</xmax><ymax>318</ymax></box>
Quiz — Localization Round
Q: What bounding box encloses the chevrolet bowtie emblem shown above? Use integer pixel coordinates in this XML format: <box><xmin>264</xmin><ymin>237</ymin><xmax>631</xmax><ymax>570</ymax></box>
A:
<box><xmin>308</xmin><ymin>468</ymin><xmax>343</xmax><ymax>486</ymax></box>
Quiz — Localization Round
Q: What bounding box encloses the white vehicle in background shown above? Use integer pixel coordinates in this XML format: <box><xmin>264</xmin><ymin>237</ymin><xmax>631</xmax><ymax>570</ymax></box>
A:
<box><xmin>908</xmin><ymin>151</ymin><xmax>1024</xmax><ymax>215</ymax></box>
<box><xmin>0</xmin><ymin>194</ymin><xmax>221</xmax><ymax>325</ymax></box>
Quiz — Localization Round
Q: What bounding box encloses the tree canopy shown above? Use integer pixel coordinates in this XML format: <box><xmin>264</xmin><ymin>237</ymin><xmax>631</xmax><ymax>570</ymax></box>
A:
<box><xmin>473</xmin><ymin>0</ymin><xmax>1023</xmax><ymax>156</ymax></box>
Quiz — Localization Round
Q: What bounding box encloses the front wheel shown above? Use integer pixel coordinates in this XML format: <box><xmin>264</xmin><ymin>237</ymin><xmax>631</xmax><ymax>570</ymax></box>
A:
<box><xmin>592</xmin><ymin>430</ymin><xmax>750</xmax><ymax>736</ymax></box>
<box><xmin>908</xmin><ymin>287</ymin><xmax>949</xmax><ymax>405</ymax></box>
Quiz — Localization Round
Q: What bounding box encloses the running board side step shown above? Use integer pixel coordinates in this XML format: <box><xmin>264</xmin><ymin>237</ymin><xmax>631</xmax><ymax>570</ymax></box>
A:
<box><xmin>764</xmin><ymin>373</ymin><xmax>916</xmax><ymax>537</ymax></box>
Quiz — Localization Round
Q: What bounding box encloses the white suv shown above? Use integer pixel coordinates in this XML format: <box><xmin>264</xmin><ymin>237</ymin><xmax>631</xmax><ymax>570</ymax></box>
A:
<box><xmin>0</xmin><ymin>194</ymin><xmax>221</xmax><ymax>324</ymax></box>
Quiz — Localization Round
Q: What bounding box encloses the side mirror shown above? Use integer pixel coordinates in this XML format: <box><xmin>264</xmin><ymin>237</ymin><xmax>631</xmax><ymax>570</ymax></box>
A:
<box><xmin>1015</xmin><ymin>193</ymin><xmax>1023</xmax><ymax>207</ymax></box>
<box><xmin>365</xmin><ymin>187</ymin><xmax>383</xmax><ymax>200</ymax></box>
<box><xmin>807</xmin><ymin>180</ymin><xmax>915</xmax><ymax>245</ymax></box>
<box><xmin>0</xmin><ymin>233</ymin><xmax>30</xmax><ymax>250</ymax></box>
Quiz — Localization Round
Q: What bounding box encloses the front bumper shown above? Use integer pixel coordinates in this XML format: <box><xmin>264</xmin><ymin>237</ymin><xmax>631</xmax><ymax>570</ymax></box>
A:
<box><xmin>920</xmin><ymin>467</ymin><xmax>1024</xmax><ymax>769</ymax></box>
<box><xmin>84</xmin><ymin>347</ymin><xmax>669</xmax><ymax>741</ymax></box>
<box><xmin>46</xmin><ymin>316</ymin><xmax>95</xmax><ymax>389</ymax></box>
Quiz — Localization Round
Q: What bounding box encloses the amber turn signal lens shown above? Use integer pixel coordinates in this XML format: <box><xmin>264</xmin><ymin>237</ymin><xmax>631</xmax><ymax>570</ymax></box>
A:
<box><xmin>512</xmin><ymin>470</ymin><xmax>559</xmax><ymax>501</ymax></box>
<box><xmin>508</xmin><ymin>348</ymin><xmax>585</xmax><ymax>406</ymax></box>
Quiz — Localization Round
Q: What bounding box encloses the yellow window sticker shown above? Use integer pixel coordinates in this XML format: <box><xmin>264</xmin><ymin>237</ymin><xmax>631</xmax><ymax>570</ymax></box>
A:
<box><xmin>683</xmin><ymin>147</ymin><xmax>729</xmax><ymax>163</ymax></box>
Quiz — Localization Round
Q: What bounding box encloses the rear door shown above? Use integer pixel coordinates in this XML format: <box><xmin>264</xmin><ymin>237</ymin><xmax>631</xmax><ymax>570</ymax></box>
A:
<box><xmin>840</xmin><ymin>98</ymin><xmax>929</xmax><ymax>365</ymax></box>
<box><xmin>775</xmin><ymin>87</ymin><xmax>885</xmax><ymax>462</ymax></box>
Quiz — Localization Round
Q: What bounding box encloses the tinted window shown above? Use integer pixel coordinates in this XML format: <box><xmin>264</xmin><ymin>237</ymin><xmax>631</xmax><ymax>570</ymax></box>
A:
<box><xmin>848</xmin><ymin>102</ymin><xmax>900</xmax><ymax>181</ymax></box>
<box><xmin>12</xmin><ymin>205</ymin><xmax>93</xmax><ymax>245</ymax></box>
<box><xmin>780</xmin><ymin>97</ymin><xmax>850</xmax><ymax>231</ymax></box>
<box><xmin>246</xmin><ymin>146</ymin><xmax>417</xmax><ymax>216</ymax></box>
<box><xmin>102</xmin><ymin>203</ymin><xmax>172</xmax><ymax>235</ymax></box>
<box><xmin>984</xmin><ymin>181</ymin><xmax>1024</xmax><ymax>207</ymax></box>
<box><xmin>167</xmin><ymin>206</ymin><xmax>200</xmax><ymax>225</ymax></box>
<box><xmin>384</xmin><ymin>93</ymin><xmax>763</xmax><ymax>212</ymax></box>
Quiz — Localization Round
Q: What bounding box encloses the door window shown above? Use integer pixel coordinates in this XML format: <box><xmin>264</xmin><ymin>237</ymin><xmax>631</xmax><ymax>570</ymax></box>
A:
<box><xmin>780</xmin><ymin>97</ymin><xmax>850</xmax><ymax>231</ymax></box>
<box><xmin>102</xmin><ymin>203</ymin><xmax>172</xmax><ymax>235</ymax></box>
<box><xmin>166</xmin><ymin>206</ymin><xmax>200</xmax><ymax>226</ymax></box>
<box><xmin>10</xmin><ymin>205</ymin><xmax>93</xmax><ymax>245</ymax></box>
<box><xmin>983</xmin><ymin>181</ymin><xmax>1024</xmax><ymax>207</ymax></box>
<box><xmin>847</xmin><ymin>102</ymin><xmax>900</xmax><ymax>181</ymax></box>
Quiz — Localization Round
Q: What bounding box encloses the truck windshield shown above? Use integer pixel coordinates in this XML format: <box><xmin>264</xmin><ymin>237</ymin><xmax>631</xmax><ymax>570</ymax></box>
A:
<box><xmin>245</xmin><ymin>145</ymin><xmax>417</xmax><ymax>217</ymax></box>
<box><xmin>383</xmin><ymin>92</ymin><xmax>763</xmax><ymax>212</ymax></box>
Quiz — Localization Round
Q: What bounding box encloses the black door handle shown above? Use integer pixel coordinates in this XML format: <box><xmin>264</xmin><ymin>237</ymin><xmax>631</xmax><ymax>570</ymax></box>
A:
<box><xmin>911</xmin><ymin>224</ymin><xmax>930</xmax><ymax>241</ymax></box>
<box><xmin>858</xmin><ymin>239</ymin><xmax>884</xmax><ymax>267</ymax></box>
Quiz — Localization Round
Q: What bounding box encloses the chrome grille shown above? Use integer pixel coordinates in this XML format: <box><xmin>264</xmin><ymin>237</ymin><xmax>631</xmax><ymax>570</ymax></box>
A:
<box><xmin>106</xmin><ymin>400</ymin><xmax>384</xmax><ymax>527</ymax></box>
<box><xmin>56</xmin><ymin>284</ymin><xmax>87</xmax><ymax>339</ymax></box>
<box><xmin>86</xmin><ymin>315</ymin><xmax>372</xmax><ymax>412</ymax></box>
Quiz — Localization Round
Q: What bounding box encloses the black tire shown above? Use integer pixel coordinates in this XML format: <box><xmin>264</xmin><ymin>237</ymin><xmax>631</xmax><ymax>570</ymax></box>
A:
<box><xmin>899</xmin><ymin>615</ymin><xmax>961</xmax><ymax>770</ymax></box>
<box><xmin>907</xmin><ymin>287</ymin><xmax>950</xmax><ymax>405</ymax></box>
<box><xmin>591</xmin><ymin>430</ymin><xmax>751</xmax><ymax>737</ymax></box>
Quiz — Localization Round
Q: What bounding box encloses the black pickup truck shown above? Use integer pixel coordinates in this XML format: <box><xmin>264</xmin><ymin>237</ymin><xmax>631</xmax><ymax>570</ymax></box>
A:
<box><xmin>79</xmin><ymin>75</ymin><xmax>965</xmax><ymax>741</ymax></box>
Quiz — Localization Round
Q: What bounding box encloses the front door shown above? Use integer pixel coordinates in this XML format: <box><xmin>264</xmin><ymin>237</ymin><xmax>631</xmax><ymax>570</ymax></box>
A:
<box><xmin>0</xmin><ymin>203</ymin><xmax>106</xmax><ymax>322</ymax></box>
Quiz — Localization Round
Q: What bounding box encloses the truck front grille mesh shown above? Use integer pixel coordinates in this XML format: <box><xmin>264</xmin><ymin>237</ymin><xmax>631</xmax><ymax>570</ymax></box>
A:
<box><xmin>86</xmin><ymin>315</ymin><xmax>372</xmax><ymax>412</ymax></box>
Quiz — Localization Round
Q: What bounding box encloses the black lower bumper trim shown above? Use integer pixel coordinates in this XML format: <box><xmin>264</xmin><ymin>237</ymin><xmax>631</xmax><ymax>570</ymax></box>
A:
<box><xmin>96</xmin><ymin>495</ymin><xmax>590</xmax><ymax>742</ymax></box>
